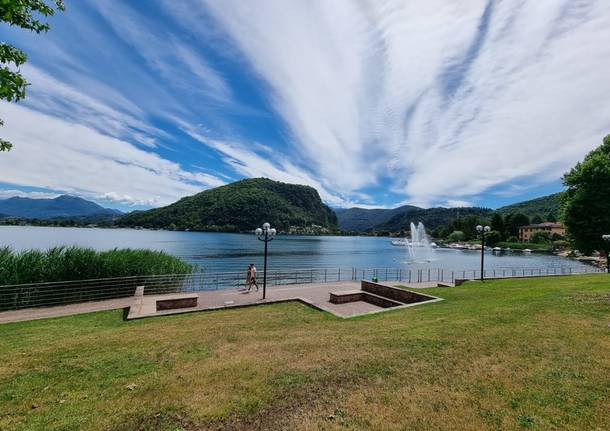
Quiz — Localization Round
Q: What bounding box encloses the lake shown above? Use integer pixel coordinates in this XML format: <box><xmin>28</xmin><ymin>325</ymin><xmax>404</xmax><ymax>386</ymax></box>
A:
<box><xmin>0</xmin><ymin>226</ymin><xmax>594</xmax><ymax>274</ymax></box>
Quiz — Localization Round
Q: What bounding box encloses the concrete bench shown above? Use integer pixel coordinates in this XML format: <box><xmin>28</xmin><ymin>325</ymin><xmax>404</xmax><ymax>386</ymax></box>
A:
<box><xmin>156</xmin><ymin>293</ymin><xmax>198</xmax><ymax>311</ymax></box>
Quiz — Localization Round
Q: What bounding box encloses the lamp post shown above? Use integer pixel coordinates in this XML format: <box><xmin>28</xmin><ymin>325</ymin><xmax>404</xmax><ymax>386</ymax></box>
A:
<box><xmin>255</xmin><ymin>222</ymin><xmax>276</xmax><ymax>299</ymax></box>
<box><xmin>476</xmin><ymin>225</ymin><xmax>491</xmax><ymax>281</ymax></box>
<box><xmin>602</xmin><ymin>235</ymin><xmax>610</xmax><ymax>273</ymax></box>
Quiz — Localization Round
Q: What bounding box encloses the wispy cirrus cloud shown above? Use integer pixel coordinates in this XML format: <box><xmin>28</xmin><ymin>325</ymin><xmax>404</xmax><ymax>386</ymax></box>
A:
<box><xmin>201</xmin><ymin>0</ymin><xmax>610</xmax><ymax>206</ymax></box>
<box><xmin>1</xmin><ymin>0</ymin><xmax>609</xmax><ymax>210</ymax></box>
<box><xmin>0</xmin><ymin>103</ymin><xmax>225</xmax><ymax>207</ymax></box>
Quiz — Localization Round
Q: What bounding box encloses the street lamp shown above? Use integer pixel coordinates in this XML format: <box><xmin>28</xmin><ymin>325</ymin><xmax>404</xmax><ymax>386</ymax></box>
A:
<box><xmin>255</xmin><ymin>222</ymin><xmax>276</xmax><ymax>299</ymax></box>
<box><xmin>602</xmin><ymin>234</ymin><xmax>610</xmax><ymax>273</ymax></box>
<box><xmin>476</xmin><ymin>225</ymin><xmax>491</xmax><ymax>281</ymax></box>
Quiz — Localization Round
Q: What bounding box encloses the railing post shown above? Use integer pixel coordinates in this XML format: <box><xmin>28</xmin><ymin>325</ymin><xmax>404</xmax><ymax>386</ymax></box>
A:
<box><xmin>338</xmin><ymin>268</ymin><xmax>341</xmax><ymax>281</ymax></box>
<box><xmin>399</xmin><ymin>268</ymin><xmax>402</xmax><ymax>281</ymax></box>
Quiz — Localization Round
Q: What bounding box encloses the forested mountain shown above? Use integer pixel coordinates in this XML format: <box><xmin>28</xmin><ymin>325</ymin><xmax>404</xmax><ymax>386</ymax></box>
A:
<box><xmin>495</xmin><ymin>193</ymin><xmax>561</xmax><ymax>219</ymax></box>
<box><xmin>0</xmin><ymin>195</ymin><xmax>122</xmax><ymax>219</ymax></box>
<box><xmin>118</xmin><ymin>178</ymin><xmax>338</xmax><ymax>232</ymax></box>
<box><xmin>336</xmin><ymin>204</ymin><xmax>492</xmax><ymax>232</ymax></box>
<box><xmin>336</xmin><ymin>193</ymin><xmax>562</xmax><ymax>233</ymax></box>
<box><xmin>334</xmin><ymin>205</ymin><xmax>420</xmax><ymax>231</ymax></box>
<box><xmin>376</xmin><ymin>207</ymin><xmax>493</xmax><ymax>232</ymax></box>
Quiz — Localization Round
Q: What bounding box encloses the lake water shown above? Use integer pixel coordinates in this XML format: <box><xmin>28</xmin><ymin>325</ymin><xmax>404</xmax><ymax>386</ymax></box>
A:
<box><xmin>0</xmin><ymin>226</ymin><xmax>594</xmax><ymax>274</ymax></box>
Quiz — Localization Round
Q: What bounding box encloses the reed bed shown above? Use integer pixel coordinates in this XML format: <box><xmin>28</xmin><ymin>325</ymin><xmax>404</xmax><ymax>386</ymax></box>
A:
<box><xmin>0</xmin><ymin>246</ymin><xmax>192</xmax><ymax>286</ymax></box>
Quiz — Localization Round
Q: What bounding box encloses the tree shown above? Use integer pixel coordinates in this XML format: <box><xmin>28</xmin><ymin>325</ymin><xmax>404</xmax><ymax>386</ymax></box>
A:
<box><xmin>561</xmin><ymin>134</ymin><xmax>610</xmax><ymax>255</ymax></box>
<box><xmin>431</xmin><ymin>225</ymin><xmax>448</xmax><ymax>239</ymax></box>
<box><xmin>451</xmin><ymin>214</ymin><xmax>483</xmax><ymax>240</ymax></box>
<box><xmin>530</xmin><ymin>230</ymin><xmax>551</xmax><ymax>244</ymax></box>
<box><xmin>447</xmin><ymin>230</ymin><xmax>465</xmax><ymax>242</ymax></box>
<box><xmin>490</xmin><ymin>213</ymin><xmax>505</xmax><ymax>239</ymax></box>
<box><xmin>546</xmin><ymin>212</ymin><xmax>557</xmax><ymax>223</ymax></box>
<box><xmin>0</xmin><ymin>0</ymin><xmax>64</xmax><ymax>151</ymax></box>
<box><xmin>485</xmin><ymin>230</ymin><xmax>502</xmax><ymax>247</ymax></box>
<box><xmin>531</xmin><ymin>214</ymin><xmax>543</xmax><ymax>224</ymax></box>
<box><xmin>505</xmin><ymin>213</ymin><xmax>530</xmax><ymax>238</ymax></box>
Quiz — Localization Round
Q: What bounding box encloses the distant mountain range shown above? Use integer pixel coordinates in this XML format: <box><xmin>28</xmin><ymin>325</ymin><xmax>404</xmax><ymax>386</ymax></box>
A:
<box><xmin>336</xmin><ymin>205</ymin><xmax>492</xmax><ymax>232</ymax></box>
<box><xmin>0</xmin><ymin>195</ymin><xmax>122</xmax><ymax>220</ymax></box>
<box><xmin>336</xmin><ymin>193</ymin><xmax>562</xmax><ymax>232</ymax></box>
<box><xmin>118</xmin><ymin>178</ymin><xmax>338</xmax><ymax>232</ymax></box>
<box><xmin>0</xmin><ymin>184</ymin><xmax>563</xmax><ymax>234</ymax></box>
<box><xmin>334</xmin><ymin>205</ymin><xmax>420</xmax><ymax>232</ymax></box>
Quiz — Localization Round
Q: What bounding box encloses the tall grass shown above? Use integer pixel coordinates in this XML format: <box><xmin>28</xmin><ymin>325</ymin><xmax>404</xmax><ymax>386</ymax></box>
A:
<box><xmin>0</xmin><ymin>246</ymin><xmax>193</xmax><ymax>286</ymax></box>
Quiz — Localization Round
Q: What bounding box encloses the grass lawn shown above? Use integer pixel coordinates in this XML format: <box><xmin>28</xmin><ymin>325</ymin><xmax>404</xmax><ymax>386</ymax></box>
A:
<box><xmin>1</xmin><ymin>275</ymin><xmax>609</xmax><ymax>430</ymax></box>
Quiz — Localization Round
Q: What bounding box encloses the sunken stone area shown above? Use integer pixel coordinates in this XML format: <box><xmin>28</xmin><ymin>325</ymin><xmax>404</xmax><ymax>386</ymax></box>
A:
<box><xmin>330</xmin><ymin>281</ymin><xmax>439</xmax><ymax>310</ymax></box>
<box><xmin>361</xmin><ymin>280</ymin><xmax>438</xmax><ymax>304</ymax></box>
<box><xmin>329</xmin><ymin>290</ymin><xmax>402</xmax><ymax>308</ymax></box>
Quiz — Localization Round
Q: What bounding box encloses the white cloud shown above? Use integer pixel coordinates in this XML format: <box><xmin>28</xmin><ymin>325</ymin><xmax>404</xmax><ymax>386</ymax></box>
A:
<box><xmin>442</xmin><ymin>200</ymin><xmax>474</xmax><ymax>208</ymax></box>
<box><xmin>0</xmin><ymin>103</ymin><xmax>225</xmax><ymax>207</ymax></box>
<box><xmin>98</xmin><ymin>192</ymin><xmax>159</xmax><ymax>207</ymax></box>
<box><xmin>183</xmin><ymin>126</ymin><xmax>351</xmax><ymax>206</ymax></box>
<box><xmin>88</xmin><ymin>1</ymin><xmax>231</xmax><ymax>104</ymax></box>
<box><xmin>21</xmin><ymin>64</ymin><xmax>168</xmax><ymax>148</ymax></box>
<box><xmin>3</xmin><ymin>0</ymin><xmax>610</xmax><ymax>210</ymax></box>
<box><xmin>201</xmin><ymin>0</ymin><xmax>610</xmax><ymax>205</ymax></box>
<box><xmin>0</xmin><ymin>190</ymin><xmax>60</xmax><ymax>200</ymax></box>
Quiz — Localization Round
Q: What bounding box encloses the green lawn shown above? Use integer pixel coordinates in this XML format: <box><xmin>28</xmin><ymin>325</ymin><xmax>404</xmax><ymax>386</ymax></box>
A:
<box><xmin>1</xmin><ymin>275</ymin><xmax>609</xmax><ymax>430</ymax></box>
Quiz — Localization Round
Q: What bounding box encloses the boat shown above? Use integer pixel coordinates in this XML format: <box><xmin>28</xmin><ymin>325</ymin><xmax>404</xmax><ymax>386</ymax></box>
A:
<box><xmin>391</xmin><ymin>239</ymin><xmax>408</xmax><ymax>246</ymax></box>
<box><xmin>493</xmin><ymin>247</ymin><xmax>502</xmax><ymax>252</ymax></box>
<box><xmin>523</xmin><ymin>248</ymin><xmax>532</xmax><ymax>253</ymax></box>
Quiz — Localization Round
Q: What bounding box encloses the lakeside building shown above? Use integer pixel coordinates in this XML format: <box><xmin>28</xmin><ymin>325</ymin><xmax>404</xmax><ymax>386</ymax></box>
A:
<box><xmin>519</xmin><ymin>222</ymin><xmax>565</xmax><ymax>242</ymax></box>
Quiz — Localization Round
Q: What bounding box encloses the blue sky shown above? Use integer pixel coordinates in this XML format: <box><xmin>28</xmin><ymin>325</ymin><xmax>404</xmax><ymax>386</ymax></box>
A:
<box><xmin>0</xmin><ymin>0</ymin><xmax>609</xmax><ymax>211</ymax></box>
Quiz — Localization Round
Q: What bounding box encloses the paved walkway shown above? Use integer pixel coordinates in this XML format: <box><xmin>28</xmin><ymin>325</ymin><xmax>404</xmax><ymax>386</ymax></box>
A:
<box><xmin>0</xmin><ymin>297</ymin><xmax>133</xmax><ymax>324</ymax></box>
<box><xmin>127</xmin><ymin>281</ymin><xmax>443</xmax><ymax>320</ymax></box>
<box><xmin>0</xmin><ymin>280</ymin><xmax>448</xmax><ymax>324</ymax></box>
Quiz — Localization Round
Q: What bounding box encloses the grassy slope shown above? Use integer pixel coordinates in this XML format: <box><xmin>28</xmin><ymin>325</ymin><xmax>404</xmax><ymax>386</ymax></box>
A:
<box><xmin>0</xmin><ymin>275</ymin><xmax>609</xmax><ymax>430</ymax></box>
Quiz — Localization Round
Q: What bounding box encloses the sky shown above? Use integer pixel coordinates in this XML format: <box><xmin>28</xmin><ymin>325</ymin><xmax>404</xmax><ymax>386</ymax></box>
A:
<box><xmin>0</xmin><ymin>0</ymin><xmax>609</xmax><ymax>211</ymax></box>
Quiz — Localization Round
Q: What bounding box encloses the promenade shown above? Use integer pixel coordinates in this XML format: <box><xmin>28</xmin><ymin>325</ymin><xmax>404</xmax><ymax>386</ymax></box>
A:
<box><xmin>0</xmin><ymin>280</ymin><xmax>445</xmax><ymax>323</ymax></box>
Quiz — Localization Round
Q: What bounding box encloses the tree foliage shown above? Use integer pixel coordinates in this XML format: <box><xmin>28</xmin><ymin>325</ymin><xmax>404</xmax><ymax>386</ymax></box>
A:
<box><xmin>561</xmin><ymin>134</ymin><xmax>610</xmax><ymax>255</ymax></box>
<box><xmin>490</xmin><ymin>213</ymin><xmax>505</xmax><ymax>239</ymax></box>
<box><xmin>504</xmin><ymin>213</ymin><xmax>530</xmax><ymax>238</ymax></box>
<box><xmin>485</xmin><ymin>230</ymin><xmax>502</xmax><ymax>247</ymax></box>
<box><xmin>529</xmin><ymin>230</ymin><xmax>551</xmax><ymax>244</ymax></box>
<box><xmin>447</xmin><ymin>230</ymin><xmax>465</xmax><ymax>242</ymax></box>
<box><xmin>0</xmin><ymin>0</ymin><xmax>64</xmax><ymax>151</ymax></box>
<box><xmin>496</xmin><ymin>193</ymin><xmax>561</xmax><ymax>220</ymax></box>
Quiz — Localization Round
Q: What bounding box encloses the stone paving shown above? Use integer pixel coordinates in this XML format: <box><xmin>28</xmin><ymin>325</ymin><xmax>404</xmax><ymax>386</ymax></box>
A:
<box><xmin>126</xmin><ymin>281</ymin><xmax>444</xmax><ymax>320</ymax></box>
<box><xmin>0</xmin><ymin>297</ymin><xmax>133</xmax><ymax>324</ymax></box>
<box><xmin>0</xmin><ymin>280</ymin><xmax>447</xmax><ymax>324</ymax></box>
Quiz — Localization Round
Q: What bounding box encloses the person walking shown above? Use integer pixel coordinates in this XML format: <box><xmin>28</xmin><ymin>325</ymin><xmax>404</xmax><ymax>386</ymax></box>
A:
<box><xmin>249</xmin><ymin>264</ymin><xmax>259</xmax><ymax>292</ymax></box>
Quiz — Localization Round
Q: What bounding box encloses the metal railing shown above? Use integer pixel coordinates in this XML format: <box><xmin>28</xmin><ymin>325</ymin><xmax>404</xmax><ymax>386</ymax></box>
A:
<box><xmin>0</xmin><ymin>265</ymin><xmax>604</xmax><ymax>311</ymax></box>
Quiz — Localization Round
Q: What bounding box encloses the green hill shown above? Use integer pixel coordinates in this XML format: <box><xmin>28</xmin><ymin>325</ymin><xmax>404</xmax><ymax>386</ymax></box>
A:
<box><xmin>118</xmin><ymin>178</ymin><xmax>337</xmax><ymax>232</ymax></box>
<box><xmin>377</xmin><ymin>207</ymin><xmax>492</xmax><ymax>232</ymax></box>
<box><xmin>496</xmin><ymin>193</ymin><xmax>562</xmax><ymax>219</ymax></box>
<box><xmin>334</xmin><ymin>205</ymin><xmax>420</xmax><ymax>231</ymax></box>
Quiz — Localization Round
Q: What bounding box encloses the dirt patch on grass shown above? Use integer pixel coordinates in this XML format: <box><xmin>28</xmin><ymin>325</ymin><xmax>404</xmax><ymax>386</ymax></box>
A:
<box><xmin>570</xmin><ymin>293</ymin><xmax>610</xmax><ymax>305</ymax></box>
